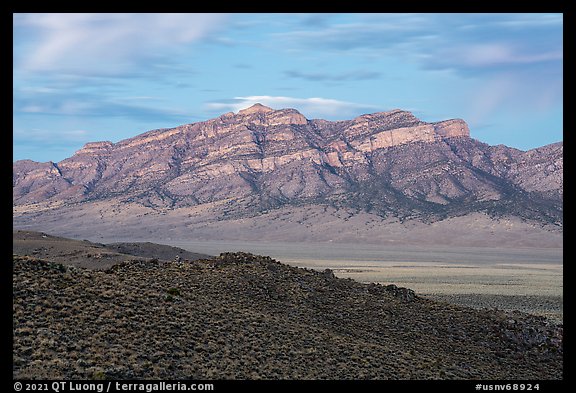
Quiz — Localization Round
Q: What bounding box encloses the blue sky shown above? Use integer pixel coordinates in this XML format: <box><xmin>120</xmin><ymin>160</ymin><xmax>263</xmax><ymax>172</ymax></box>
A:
<box><xmin>13</xmin><ymin>13</ymin><xmax>563</xmax><ymax>163</ymax></box>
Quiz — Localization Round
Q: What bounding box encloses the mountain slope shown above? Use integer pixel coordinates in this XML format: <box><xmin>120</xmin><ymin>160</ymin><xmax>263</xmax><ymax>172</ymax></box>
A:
<box><xmin>13</xmin><ymin>104</ymin><xmax>562</xmax><ymax>243</ymax></box>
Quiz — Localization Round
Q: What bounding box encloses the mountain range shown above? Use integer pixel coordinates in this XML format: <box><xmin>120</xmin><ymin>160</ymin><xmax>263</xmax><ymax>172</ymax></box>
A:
<box><xmin>13</xmin><ymin>104</ymin><xmax>563</xmax><ymax>246</ymax></box>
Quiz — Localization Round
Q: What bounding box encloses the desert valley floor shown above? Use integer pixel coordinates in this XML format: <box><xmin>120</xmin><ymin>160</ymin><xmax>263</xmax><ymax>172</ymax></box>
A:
<box><xmin>95</xmin><ymin>239</ymin><xmax>563</xmax><ymax>323</ymax></box>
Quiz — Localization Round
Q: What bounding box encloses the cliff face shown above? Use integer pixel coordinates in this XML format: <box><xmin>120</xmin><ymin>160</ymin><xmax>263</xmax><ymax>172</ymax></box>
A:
<box><xmin>13</xmin><ymin>104</ymin><xmax>562</xmax><ymax>227</ymax></box>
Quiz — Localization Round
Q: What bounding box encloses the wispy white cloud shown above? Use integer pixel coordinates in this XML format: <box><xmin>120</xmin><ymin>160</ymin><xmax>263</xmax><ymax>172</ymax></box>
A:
<box><xmin>434</xmin><ymin>43</ymin><xmax>561</xmax><ymax>69</ymax></box>
<box><xmin>13</xmin><ymin>127</ymin><xmax>90</xmax><ymax>143</ymax></box>
<box><xmin>274</xmin><ymin>13</ymin><xmax>563</xmax><ymax>124</ymax></box>
<box><xmin>14</xmin><ymin>87</ymin><xmax>190</xmax><ymax>123</ymax></box>
<box><xmin>492</xmin><ymin>13</ymin><xmax>563</xmax><ymax>28</ymax></box>
<box><xmin>205</xmin><ymin>95</ymin><xmax>379</xmax><ymax>119</ymax></box>
<box><xmin>276</xmin><ymin>13</ymin><xmax>563</xmax><ymax>72</ymax></box>
<box><xmin>14</xmin><ymin>13</ymin><xmax>228</xmax><ymax>75</ymax></box>
<box><xmin>467</xmin><ymin>70</ymin><xmax>563</xmax><ymax>128</ymax></box>
<box><xmin>284</xmin><ymin>69</ymin><xmax>381</xmax><ymax>82</ymax></box>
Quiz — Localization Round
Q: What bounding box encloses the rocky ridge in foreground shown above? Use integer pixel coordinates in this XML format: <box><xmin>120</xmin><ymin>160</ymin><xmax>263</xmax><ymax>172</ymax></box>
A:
<box><xmin>13</xmin><ymin>252</ymin><xmax>562</xmax><ymax>380</ymax></box>
<box><xmin>12</xmin><ymin>230</ymin><xmax>210</xmax><ymax>270</ymax></box>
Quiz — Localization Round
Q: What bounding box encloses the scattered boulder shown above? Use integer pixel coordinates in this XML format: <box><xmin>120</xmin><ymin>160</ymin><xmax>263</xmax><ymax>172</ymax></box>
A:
<box><xmin>385</xmin><ymin>284</ymin><xmax>417</xmax><ymax>302</ymax></box>
<box><xmin>322</xmin><ymin>268</ymin><xmax>336</xmax><ymax>280</ymax></box>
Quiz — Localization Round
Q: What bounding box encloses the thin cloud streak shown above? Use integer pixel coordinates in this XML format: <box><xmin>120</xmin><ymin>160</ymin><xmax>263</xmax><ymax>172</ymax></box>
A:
<box><xmin>205</xmin><ymin>95</ymin><xmax>379</xmax><ymax>119</ymax></box>
<box><xmin>275</xmin><ymin>13</ymin><xmax>562</xmax><ymax>72</ymax></box>
<box><xmin>285</xmin><ymin>70</ymin><xmax>381</xmax><ymax>82</ymax></box>
<box><xmin>14</xmin><ymin>89</ymin><xmax>191</xmax><ymax>124</ymax></box>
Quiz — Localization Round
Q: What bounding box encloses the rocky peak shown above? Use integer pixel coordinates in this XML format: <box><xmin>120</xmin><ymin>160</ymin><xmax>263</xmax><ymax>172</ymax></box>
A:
<box><xmin>238</xmin><ymin>103</ymin><xmax>275</xmax><ymax>115</ymax></box>
<box><xmin>353</xmin><ymin>109</ymin><xmax>419</xmax><ymax>123</ymax></box>
<box><xmin>265</xmin><ymin>108</ymin><xmax>308</xmax><ymax>126</ymax></box>
<box><xmin>433</xmin><ymin>119</ymin><xmax>470</xmax><ymax>139</ymax></box>
<box><xmin>236</xmin><ymin>103</ymin><xmax>308</xmax><ymax>126</ymax></box>
<box><xmin>75</xmin><ymin>141</ymin><xmax>114</xmax><ymax>156</ymax></box>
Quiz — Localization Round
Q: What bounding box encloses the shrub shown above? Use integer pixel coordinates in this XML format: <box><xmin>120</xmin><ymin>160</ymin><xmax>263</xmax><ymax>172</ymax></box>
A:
<box><xmin>167</xmin><ymin>288</ymin><xmax>180</xmax><ymax>296</ymax></box>
<box><xmin>92</xmin><ymin>370</ymin><xmax>107</xmax><ymax>380</ymax></box>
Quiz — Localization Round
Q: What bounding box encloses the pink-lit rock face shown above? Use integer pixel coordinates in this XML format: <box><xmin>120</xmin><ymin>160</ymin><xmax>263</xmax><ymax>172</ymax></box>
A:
<box><xmin>238</xmin><ymin>104</ymin><xmax>307</xmax><ymax>126</ymax></box>
<box><xmin>75</xmin><ymin>141</ymin><xmax>114</xmax><ymax>155</ymax></box>
<box><xmin>433</xmin><ymin>119</ymin><xmax>470</xmax><ymax>139</ymax></box>
<box><xmin>13</xmin><ymin>105</ymin><xmax>562</xmax><ymax>228</ymax></box>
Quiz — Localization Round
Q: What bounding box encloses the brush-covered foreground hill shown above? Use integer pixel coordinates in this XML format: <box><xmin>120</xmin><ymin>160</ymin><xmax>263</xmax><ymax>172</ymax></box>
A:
<box><xmin>13</xmin><ymin>251</ymin><xmax>562</xmax><ymax>380</ymax></box>
<box><xmin>13</xmin><ymin>105</ymin><xmax>562</xmax><ymax>247</ymax></box>
<box><xmin>12</xmin><ymin>230</ymin><xmax>209</xmax><ymax>269</ymax></box>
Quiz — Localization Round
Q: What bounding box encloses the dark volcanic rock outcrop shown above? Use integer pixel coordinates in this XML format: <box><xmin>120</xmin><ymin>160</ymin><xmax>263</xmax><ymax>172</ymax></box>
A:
<box><xmin>13</xmin><ymin>252</ymin><xmax>562</xmax><ymax>379</ymax></box>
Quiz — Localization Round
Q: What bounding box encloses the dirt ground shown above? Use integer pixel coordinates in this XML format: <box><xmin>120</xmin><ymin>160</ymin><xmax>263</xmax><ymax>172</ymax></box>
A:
<box><xmin>330</xmin><ymin>262</ymin><xmax>562</xmax><ymax>323</ymax></box>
